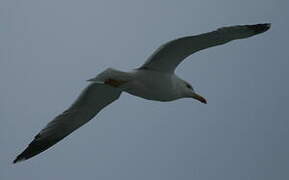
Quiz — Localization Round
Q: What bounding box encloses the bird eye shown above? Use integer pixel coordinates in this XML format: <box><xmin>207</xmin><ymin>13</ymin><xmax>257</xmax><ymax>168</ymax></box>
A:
<box><xmin>186</xmin><ymin>84</ymin><xmax>192</xmax><ymax>89</ymax></box>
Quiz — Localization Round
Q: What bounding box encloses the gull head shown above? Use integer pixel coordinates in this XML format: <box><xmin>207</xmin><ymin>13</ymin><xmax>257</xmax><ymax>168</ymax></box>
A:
<box><xmin>181</xmin><ymin>81</ymin><xmax>207</xmax><ymax>104</ymax></box>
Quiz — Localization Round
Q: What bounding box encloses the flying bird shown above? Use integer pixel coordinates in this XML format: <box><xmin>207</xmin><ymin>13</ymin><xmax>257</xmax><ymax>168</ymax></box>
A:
<box><xmin>14</xmin><ymin>23</ymin><xmax>270</xmax><ymax>163</ymax></box>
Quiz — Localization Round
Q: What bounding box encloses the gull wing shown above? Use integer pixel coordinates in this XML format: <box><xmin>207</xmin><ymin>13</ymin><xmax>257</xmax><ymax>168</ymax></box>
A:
<box><xmin>140</xmin><ymin>23</ymin><xmax>270</xmax><ymax>73</ymax></box>
<box><xmin>14</xmin><ymin>83</ymin><xmax>121</xmax><ymax>163</ymax></box>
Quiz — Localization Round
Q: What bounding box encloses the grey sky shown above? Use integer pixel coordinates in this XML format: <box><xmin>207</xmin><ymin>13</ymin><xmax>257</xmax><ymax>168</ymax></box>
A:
<box><xmin>1</xmin><ymin>0</ymin><xmax>288</xmax><ymax>179</ymax></box>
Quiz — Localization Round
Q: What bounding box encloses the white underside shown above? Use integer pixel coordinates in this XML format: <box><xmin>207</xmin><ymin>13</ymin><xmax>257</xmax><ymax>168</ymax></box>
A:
<box><xmin>123</xmin><ymin>69</ymin><xmax>183</xmax><ymax>101</ymax></box>
<box><xmin>94</xmin><ymin>68</ymin><xmax>185</xmax><ymax>101</ymax></box>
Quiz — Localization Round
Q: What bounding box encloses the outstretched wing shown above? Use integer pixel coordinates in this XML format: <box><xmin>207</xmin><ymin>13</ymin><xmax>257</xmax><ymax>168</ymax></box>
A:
<box><xmin>140</xmin><ymin>23</ymin><xmax>270</xmax><ymax>73</ymax></box>
<box><xmin>14</xmin><ymin>83</ymin><xmax>121</xmax><ymax>163</ymax></box>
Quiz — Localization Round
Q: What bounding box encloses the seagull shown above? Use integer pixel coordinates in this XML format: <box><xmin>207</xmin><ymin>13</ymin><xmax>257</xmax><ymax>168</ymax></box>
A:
<box><xmin>14</xmin><ymin>23</ymin><xmax>270</xmax><ymax>163</ymax></box>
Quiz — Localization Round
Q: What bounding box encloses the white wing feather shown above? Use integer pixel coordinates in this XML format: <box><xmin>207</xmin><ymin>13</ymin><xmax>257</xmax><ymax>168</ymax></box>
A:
<box><xmin>14</xmin><ymin>83</ymin><xmax>121</xmax><ymax>163</ymax></box>
<box><xmin>140</xmin><ymin>24</ymin><xmax>270</xmax><ymax>73</ymax></box>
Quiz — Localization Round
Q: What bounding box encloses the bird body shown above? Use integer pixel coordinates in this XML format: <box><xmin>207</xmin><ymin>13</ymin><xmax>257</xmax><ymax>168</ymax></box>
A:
<box><xmin>124</xmin><ymin>69</ymin><xmax>183</xmax><ymax>101</ymax></box>
<box><xmin>92</xmin><ymin>68</ymin><xmax>185</xmax><ymax>101</ymax></box>
<box><xmin>14</xmin><ymin>23</ymin><xmax>270</xmax><ymax>163</ymax></box>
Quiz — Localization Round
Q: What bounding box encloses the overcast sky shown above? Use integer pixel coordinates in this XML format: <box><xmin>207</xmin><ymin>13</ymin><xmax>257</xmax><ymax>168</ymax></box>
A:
<box><xmin>1</xmin><ymin>0</ymin><xmax>288</xmax><ymax>179</ymax></box>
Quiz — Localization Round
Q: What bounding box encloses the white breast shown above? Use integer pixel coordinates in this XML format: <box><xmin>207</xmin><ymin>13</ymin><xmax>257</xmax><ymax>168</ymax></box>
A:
<box><xmin>123</xmin><ymin>70</ymin><xmax>182</xmax><ymax>101</ymax></box>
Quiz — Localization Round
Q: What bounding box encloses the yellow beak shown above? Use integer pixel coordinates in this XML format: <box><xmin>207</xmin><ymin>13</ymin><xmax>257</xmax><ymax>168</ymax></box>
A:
<box><xmin>192</xmin><ymin>92</ymin><xmax>207</xmax><ymax>104</ymax></box>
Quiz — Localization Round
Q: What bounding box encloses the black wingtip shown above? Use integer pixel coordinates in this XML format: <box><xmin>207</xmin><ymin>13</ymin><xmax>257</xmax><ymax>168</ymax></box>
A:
<box><xmin>13</xmin><ymin>147</ymin><xmax>32</xmax><ymax>164</ymax></box>
<box><xmin>247</xmin><ymin>23</ymin><xmax>271</xmax><ymax>34</ymax></box>
<box><xmin>13</xmin><ymin>158</ymin><xmax>18</xmax><ymax>164</ymax></box>
<box><xmin>13</xmin><ymin>135</ymin><xmax>62</xmax><ymax>164</ymax></box>
<box><xmin>13</xmin><ymin>155</ymin><xmax>26</xmax><ymax>164</ymax></box>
